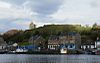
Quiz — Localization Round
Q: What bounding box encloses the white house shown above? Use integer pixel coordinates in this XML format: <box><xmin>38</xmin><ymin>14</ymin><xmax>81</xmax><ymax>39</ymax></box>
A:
<box><xmin>95</xmin><ymin>37</ymin><xmax>100</xmax><ymax>49</ymax></box>
<box><xmin>81</xmin><ymin>45</ymin><xmax>95</xmax><ymax>50</ymax></box>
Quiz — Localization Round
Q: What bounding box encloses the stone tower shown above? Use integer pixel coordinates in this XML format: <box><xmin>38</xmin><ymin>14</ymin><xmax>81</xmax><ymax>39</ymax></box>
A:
<box><xmin>29</xmin><ymin>22</ymin><xmax>36</xmax><ymax>29</ymax></box>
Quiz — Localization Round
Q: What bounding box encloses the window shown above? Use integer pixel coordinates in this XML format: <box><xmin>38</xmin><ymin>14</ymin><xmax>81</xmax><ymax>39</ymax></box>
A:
<box><xmin>68</xmin><ymin>44</ymin><xmax>75</xmax><ymax>49</ymax></box>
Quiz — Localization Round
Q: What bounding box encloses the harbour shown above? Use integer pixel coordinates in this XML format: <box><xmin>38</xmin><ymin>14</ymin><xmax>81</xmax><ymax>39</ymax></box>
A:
<box><xmin>0</xmin><ymin>54</ymin><xmax>100</xmax><ymax>63</ymax></box>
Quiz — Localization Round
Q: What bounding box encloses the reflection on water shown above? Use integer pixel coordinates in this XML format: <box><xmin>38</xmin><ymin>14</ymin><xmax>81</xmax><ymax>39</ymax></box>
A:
<box><xmin>0</xmin><ymin>54</ymin><xmax>100</xmax><ymax>63</ymax></box>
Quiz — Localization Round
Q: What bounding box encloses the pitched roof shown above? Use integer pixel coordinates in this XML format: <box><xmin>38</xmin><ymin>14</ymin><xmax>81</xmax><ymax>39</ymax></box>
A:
<box><xmin>68</xmin><ymin>32</ymin><xmax>77</xmax><ymax>36</ymax></box>
<box><xmin>0</xmin><ymin>37</ymin><xmax>7</xmax><ymax>45</ymax></box>
<box><xmin>29</xmin><ymin>35</ymin><xmax>39</xmax><ymax>40</ymax></box>
<box><xmin>49</xmin><ymin>35</ymin><xmax>59</xmax><ymax>40</ymax></box>
<box><xmin>59</xmin><ymin>32</ymin><xmax>67</xmax><ymax>36</ymax></box>
<box><xmin>29</xmin><ymin>35</ymin><xmax>45</xmax><ymax>42</ymax></box>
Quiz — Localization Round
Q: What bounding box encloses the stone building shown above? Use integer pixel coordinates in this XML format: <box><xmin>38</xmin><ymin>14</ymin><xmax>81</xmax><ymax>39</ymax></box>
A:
<box><xmin>59</xmin><ymin>32</ymin><xmax>81</xmax><ymax>50</ymax></box>
<box><xmin>29</xmin><ymin>35</ymin><xmax>45</xmax><ymax>51</ymax></box>
<box><xmin>48</xmin><ymin>32</ymin><xmax>81</xmax><ymax>51</ymax></box>
<box><xmin>68</xmin><ymin>32</ymin><xmax>81</xmax><ymax>49</ymax></box>
<box><xmin>48</xmin><ymin>35</ymin><xmax>60</xmax><ymax>50</ymax></box>
<box><xmin>29</xmin><ymin>22</ymin><xmax>36</xmax><ymax>29</ymax></box>
<box><xmin>0</xmin><ymin>37</ymin><xmax>7</xmax><ymax>51</ymax></box>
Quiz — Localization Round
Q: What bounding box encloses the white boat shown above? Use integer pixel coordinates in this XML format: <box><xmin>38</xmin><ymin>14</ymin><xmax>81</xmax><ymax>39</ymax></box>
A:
<box><xmin>60</xmin><ymin>48</ymin><xmax>67</xmax><ymax>54</ymax></box>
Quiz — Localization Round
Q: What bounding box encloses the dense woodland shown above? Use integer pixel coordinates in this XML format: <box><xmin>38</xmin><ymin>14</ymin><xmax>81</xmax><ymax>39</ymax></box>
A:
<box><xmin>2</xmin><ymin>23</ymin><xmax>100</xmax><ymax>45</ymax></box>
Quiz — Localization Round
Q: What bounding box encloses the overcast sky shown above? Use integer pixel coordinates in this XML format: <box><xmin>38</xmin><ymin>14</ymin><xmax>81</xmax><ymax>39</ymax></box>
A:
<box><xmin>0</xmin><ymin>0</ymin><xmax>100</xmax><ymax>32</ymax></box>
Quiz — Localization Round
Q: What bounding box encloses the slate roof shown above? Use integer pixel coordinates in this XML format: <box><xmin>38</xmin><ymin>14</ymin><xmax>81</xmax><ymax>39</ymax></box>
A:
<box><xmin>59</xmin><ymin>32</ymin><xmax>79</xmax><ymax>36</ymax></box>
<box><xmin>0</xmin><ymin>37</ymin><xmax>7</xmax><ymax>46</ymax></box>
<box><xmin>68</xmin><ymin>32</ymin><xmax>78</xmax><ymax>36</ymax></box>
<box><xmin>49</xmin><ymin>35</ymin><xmax>59</xmax><ymax>40</ymax></box>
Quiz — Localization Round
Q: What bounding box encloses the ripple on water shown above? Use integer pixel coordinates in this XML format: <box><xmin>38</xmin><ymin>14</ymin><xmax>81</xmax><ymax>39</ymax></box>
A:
<box><xmin>0</xmin><ymin>54</ymin><xmax>99</xmax><ymax>63</ymax></box>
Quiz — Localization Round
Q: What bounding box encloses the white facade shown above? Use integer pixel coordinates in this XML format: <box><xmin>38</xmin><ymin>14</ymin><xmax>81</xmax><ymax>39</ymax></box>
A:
<box><xmin>81</xmin><ymin>45</ymin><xmax>95</xmax><ymax>50</ymax></box>
<box><xmin>91</xmin><ymin>45</ymin><xmax>95</xmax><ymax>48</ymax></box>
<box><xmin>0</xmin><ymin>46</ymin><xmax>6</xmax><ymax>49</ymax></box>
<box><xmin>95</xmin><ymin>41</ymin><xmax>100</xmax><ymax>49</ymax></box>
<box><xmin>48</xmin><ymin>45</ymin><xmax>59</xmax><ymax>50</ymax></box>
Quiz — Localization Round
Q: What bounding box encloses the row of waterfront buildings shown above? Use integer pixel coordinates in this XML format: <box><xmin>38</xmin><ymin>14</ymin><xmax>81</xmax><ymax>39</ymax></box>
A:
<box><xmin>29</xmin><ymin>32</ymin><xmax>81</xmax><ymax>52</ymax></box>
<box><xmin>0</xmin><ymin>32</ymin><xmax>100</xmax><ymax>54</ymax></box>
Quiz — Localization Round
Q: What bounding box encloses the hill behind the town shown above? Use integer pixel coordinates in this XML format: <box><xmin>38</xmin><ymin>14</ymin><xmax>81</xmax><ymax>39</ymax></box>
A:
<box><xmin>2</xmin><ymin>24</ymin><xmax>100</xmax><ymax>45</ymax></box>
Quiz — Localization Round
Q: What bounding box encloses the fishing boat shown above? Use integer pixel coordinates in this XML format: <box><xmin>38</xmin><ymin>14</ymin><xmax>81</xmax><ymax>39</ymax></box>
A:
<box><xmin>60</xmin><ymin>48</ymin><xmax>67</xmax><ymax>54</ymax></box>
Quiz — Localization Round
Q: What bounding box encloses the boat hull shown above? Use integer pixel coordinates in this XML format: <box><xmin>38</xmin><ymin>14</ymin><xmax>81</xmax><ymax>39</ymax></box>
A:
<box><xmin>95</xmin><ymin>50</ymin><xmax>100</xmax><ymax>55</ymax></box>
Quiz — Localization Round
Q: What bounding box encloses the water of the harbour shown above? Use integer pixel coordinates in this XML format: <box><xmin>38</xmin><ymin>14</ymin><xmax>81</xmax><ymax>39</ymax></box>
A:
<box><xmin>0</xmin><ymin>54</ymin><xmax>100</xmax><ymax>63</ymax></box>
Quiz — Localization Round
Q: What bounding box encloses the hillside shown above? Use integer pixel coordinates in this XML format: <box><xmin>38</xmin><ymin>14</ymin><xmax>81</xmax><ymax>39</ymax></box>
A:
<box><xmin>2</xmin><ymin>24</ymin><xmax>100</xmax><ymax>45</ymax></box>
